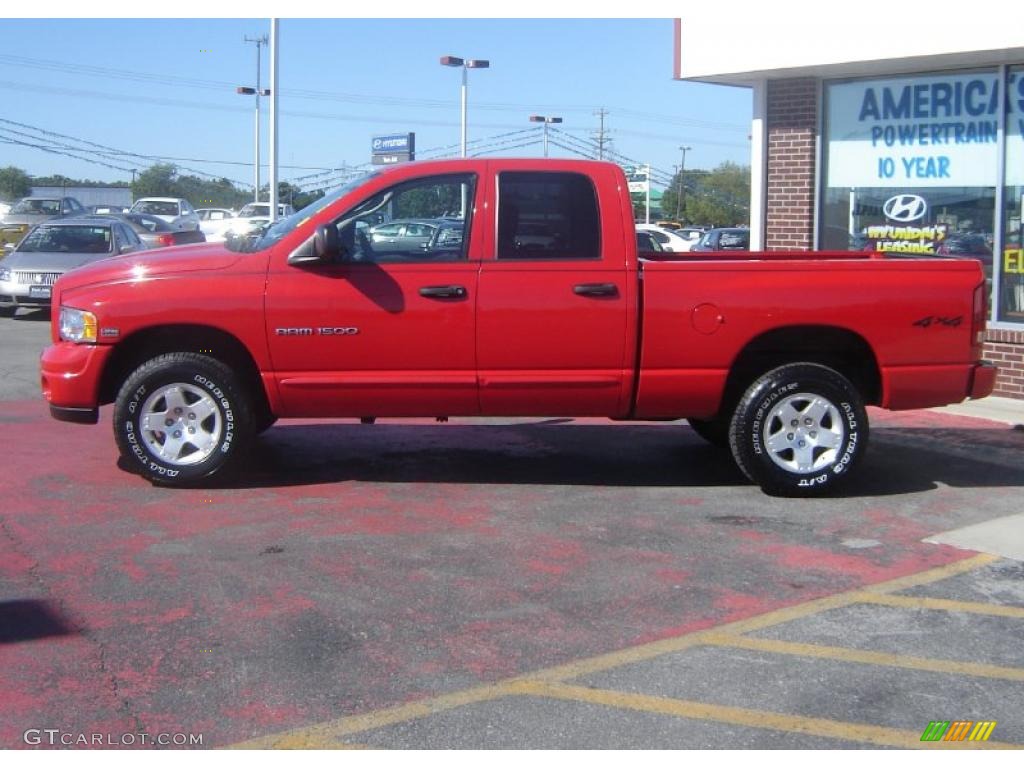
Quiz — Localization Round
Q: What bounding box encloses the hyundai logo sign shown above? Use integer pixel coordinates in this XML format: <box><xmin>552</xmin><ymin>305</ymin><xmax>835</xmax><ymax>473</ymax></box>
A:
<box><xmin>371</xmin><ymin>133</ymin><xmax>415</xmax><ymax>155</ymax></box>
<box><xmin>883</xmin><ymin>194</ymin><xmax>927</xmax><ymax>223</ymax></box>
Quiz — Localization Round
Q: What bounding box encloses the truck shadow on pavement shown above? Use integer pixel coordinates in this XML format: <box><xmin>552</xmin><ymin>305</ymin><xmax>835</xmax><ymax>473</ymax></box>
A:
<box><xmin>186</xmin><ymin>422</ymin><xmax>1024</xmax><ymax>497</ymax></box>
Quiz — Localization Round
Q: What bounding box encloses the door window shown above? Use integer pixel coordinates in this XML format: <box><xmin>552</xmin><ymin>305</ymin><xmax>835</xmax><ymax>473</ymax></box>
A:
<box><xmin>333</xmin><ymin>174</ymin><xmax>475</xmax><ymax>264</ymax></box>
<box><xmin>496</xmin><ymin>172</ymin><xmax>600</xmax><ymax>260</ymax></box>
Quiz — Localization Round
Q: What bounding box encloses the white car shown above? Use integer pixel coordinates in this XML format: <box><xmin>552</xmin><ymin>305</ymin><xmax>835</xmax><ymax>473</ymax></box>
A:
<box><xmin>129</xmin><ymin>198</ymin><xmax>201</xmax><ymax>232</ymax></box>
<box><xmin>635</xmin><ymin>224</ymin><xmax>694</xmax><ymax>252</ymax></box>
<box><xmin>201</xmin><ymin>202</ymin><xmax>294</xmax><ymax>243</ymax></box>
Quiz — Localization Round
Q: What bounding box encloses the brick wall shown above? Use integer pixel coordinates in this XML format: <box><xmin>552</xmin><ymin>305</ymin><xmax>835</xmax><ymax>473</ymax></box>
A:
<box><xmin>766</xmin><ymin>78</ymin><xmax>817</xmax><ymax>250</ymax></box>
<box><xmin>984</xmin><ymin>329</ymin><xmax>1024</xmax><ymax>399</ymax></box>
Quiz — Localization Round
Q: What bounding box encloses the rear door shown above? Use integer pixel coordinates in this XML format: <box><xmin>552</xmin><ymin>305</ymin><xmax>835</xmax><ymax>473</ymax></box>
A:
<box><xmin>476</xmin><ymin>162</ymin><xmax>635</xmax><ymax>416</ymax></box>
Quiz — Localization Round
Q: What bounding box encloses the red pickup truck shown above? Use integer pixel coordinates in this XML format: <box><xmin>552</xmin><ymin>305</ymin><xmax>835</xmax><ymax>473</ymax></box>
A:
<box><xmin>40</xmin><ymin>159</ymin><xmax>996</xmax><ymax>495</ymax></box>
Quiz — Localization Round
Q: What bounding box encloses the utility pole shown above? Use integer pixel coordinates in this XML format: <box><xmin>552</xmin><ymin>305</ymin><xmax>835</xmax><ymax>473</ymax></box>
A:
<box><xmin>592</xmin><ymin>108</ymin><xmax>609</xmax><ymax>160</ymax></box>
<box><xmin>268</xmin><ymin>20</ymin><xmax>279</xmax><ymax>223</ymax></box>
<box><xmin>242</xmin><ymin>33</ymin><xmax>269</xmax><ymax>202</ymax></box>
<box><xmin>676</xmin><ymin>145</ymin><xmax>691</xmax><ymax>222</ymax></box>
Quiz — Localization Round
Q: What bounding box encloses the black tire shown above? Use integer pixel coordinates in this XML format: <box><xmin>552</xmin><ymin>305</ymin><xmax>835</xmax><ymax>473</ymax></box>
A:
<box><xmin>687</xmin><ymin>416</ymin><xmax>729</xmax><ymax>448</ymax></box>
<box><xmin>0</xmin><ymin>306</ymin><xmax>16</xmax><ymax>318</ymax></box>
<box><xmin>254</xmin><ymin>412</ymin><xmax>278</xmax><ymax>435</ymax></box>
<box><xmin>728</xmin><ymin>363</ymin><xmax>868</xmax><ymax>497</ymax></box>
<box><xmin>113</xmin><ymin>352</ymin><xmax>253</xmax><ymax>486</ymax></box>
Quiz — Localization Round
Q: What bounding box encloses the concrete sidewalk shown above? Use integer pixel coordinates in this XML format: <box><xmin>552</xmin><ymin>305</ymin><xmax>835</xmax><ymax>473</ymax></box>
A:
<box><xmin>930</xmin><ymin>396</ymin><xmax>1024</xmax><ymax>427</ymax></box>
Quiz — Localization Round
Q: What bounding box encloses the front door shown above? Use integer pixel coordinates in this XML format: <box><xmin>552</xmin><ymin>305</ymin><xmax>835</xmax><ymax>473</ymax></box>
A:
<box><xmin>265</xmin><ymin>173</ymin><xmax>481</xmax><ymax>418</ymax></box>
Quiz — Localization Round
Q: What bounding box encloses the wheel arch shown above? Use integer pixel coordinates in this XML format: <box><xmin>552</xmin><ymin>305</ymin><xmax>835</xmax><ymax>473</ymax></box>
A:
<box><xmin>721</xmin><ymin>325</ymin><xmax>881</xmax><ymax>415</ymax></box>
<box><xmin>99</xmin><ymin>324</ymin><xmax>270</xmax><ymax>416</ymax></box>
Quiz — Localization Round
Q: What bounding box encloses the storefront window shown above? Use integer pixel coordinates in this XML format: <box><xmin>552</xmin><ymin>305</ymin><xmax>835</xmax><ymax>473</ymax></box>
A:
<box><xmin>1000</xmin><ymin>66</ymin><xmax>1024</xmax><ymax>322</ymax></box>
<box><xmin>821</xmin><ymin>70</ymin><xmax>1002</xmax><ymax>307</ymax></box>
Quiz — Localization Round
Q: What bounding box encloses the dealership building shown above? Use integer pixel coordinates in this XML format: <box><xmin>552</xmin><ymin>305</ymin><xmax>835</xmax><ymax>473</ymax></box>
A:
<box><xmin>674</xmin><ymin>15</ymin><xmax>1024</xmax><ymax>399</ymax></box>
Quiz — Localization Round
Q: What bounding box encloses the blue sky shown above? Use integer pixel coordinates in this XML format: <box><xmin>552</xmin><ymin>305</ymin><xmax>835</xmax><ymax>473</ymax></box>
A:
<box><xmin>0</xmin><ymin>17</ymin><xmax>752</xmax><ymax>194</ymax></box>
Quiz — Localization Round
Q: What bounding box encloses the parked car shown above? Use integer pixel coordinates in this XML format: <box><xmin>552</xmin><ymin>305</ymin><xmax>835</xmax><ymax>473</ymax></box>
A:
<box><xmin>421</xmin><ymin>220</ymin><xmax>466</xmax><ymax>258</ymax></box>
<box><xmin>83</xmin><ymin>213</ymin><xmax>206</xmax><ymax>249</ymax></box>
<box><xmin>202</xmin><ymin>202</ymin><xmax>295</xmax><ymax>242</ymax></box>
<box><xmin>636</xmin><ymin>230</ymin><xmax>665</xmax><ymax>253</ymax></box>
<box><xmin>368</xmin><ymin>219</ymin><xmax>443</xmax><ymax>253</ymax></box>
<box><xmin>674</xmin><ymin>227</ymin><xmax>707</xmax><ymax>246</ymax></box>
<box><xmin>196</xmin><ymin>208</ymin><xmax>236</xmax><ymax>221</ymax></box>
<box><xmin>690</xmin><ymin>227</ymin><xmax>750</xmax><ymax>252</ymax></box>
<box><xmin>1</xmin><ymin>196</ymin><xmax>86</xmax><ymax>249</ymax></box>
<box><xmin>128</xmin><ymin>198</ymin><xmax>200</xmax><ymax>232</ymax></box>
<box><xmin>635</xmin><ymin>224</ymin><xmax>694</xmax><ymax>252</ymax></box>
<box><xmin>0</xmin><ymin>217</ymin><xmax>144</xmax><ymax>314</ymax></box>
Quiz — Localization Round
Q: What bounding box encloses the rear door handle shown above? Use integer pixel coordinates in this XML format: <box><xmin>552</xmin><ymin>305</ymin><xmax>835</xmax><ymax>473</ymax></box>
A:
<box><xmin>573</xmin><ymin>282</ymin><xmax>619</xmax><ymax>297</ymax></box>
<box><xmin>419</xmin><ymin>285</ymin><xmax>467</xmax><ymax>299</ymax></box>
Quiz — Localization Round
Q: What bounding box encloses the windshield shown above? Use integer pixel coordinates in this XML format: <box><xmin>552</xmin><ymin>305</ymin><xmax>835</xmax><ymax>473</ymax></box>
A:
<box><xmin>11</xmin><ymin>199</ymin><xmax>62</xmax><ymax>215</ymax></box>
<box><xmin>226</xmin><ymin>172</ymin><xmax>380</xmax><ymax>253</ymax></box>
<box><xmin>17</xmin><ymin>225</ymin><xmax>113</xmax><ymax>254</ymax></box>
<box><xmin>131</xmin><ymin>201</ymin><xmax>180</xmax><ymax>216</ymax></box>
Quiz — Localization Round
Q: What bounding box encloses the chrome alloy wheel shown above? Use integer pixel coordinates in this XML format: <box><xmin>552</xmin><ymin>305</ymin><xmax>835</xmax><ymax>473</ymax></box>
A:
<box><xmin>762</xmin><ymin>392</ymin><xmax>845</xmax><ymax>474</ymax></box>
<box><xmin>139</xmin><ymin>383</ymin><xmax>222</xmax><ymax>466</ymax></box>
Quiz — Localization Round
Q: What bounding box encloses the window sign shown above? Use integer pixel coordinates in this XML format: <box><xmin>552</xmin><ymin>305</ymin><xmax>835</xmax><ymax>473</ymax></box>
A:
<box><xmin>826</xmin><ymin>72</ymin><xmax>1012</xmax><ymax>189</ymax></box>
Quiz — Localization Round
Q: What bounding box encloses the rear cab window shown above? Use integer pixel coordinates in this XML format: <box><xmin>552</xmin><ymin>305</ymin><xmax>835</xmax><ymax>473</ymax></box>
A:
<box><xmin>496</xmin><ymin>172</ymin><xmax>600</xmax><ymax>260</ymax></box>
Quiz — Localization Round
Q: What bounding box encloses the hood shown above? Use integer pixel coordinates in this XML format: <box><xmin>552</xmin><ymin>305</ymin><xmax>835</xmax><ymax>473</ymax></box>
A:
<box><xmin>55</xmin><ymin>242</ymin><xmax>244</xmax><ymax>293</ymax></box>
<box><xmin>3</xmin><ymin>249</ymin><xmax>116</xmax><ymax>273</ymax></box>
<box><xmin>1</xmin><ymin>213</ymin><xmax>54</xmax><ymax>227</ymax></box>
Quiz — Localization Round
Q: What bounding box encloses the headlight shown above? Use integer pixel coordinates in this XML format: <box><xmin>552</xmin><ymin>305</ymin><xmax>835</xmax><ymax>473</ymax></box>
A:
<box><xmin>0</xmin><ymin>266</ymin><xmax>10</xmax><ymax>282</ymax></box>
<box><xmin>59</xmin><ymin>306</ymin><xmax>97</xmax><ymax>343</ymax></box>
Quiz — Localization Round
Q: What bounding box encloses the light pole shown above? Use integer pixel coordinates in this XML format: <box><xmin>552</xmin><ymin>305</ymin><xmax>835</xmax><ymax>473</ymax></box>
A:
<box><xmin>440</xmin><ymin>55</ymin><xmax>489</xmax><ymax>157</ymax></box>
<box><xmin>529</xmin><ymin>115</ymin><xmax>562</xmax><ymax>157</ymax></box>
<box><xmin>238</xmin><ymin>34</ymin><xmax>270</xmax><ymax>202</ymax></box>
<box><xmin>675</xmin><ymin>145</ymin><xmax>692</xmax><ymax>221</ymax></box>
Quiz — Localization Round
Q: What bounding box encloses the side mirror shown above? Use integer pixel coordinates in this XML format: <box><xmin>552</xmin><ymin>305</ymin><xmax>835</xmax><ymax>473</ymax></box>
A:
<box><xmin>119</xmin><ymin>244</ymin><xmax>134</xmax><ymax>254</ymax></box>
<box><xmin>288</xmin><ymin>225</ymin><xmax>339</xmax><ymax>266</ymax></box>
<box><xmin>314</xmin><ymin>224</ymin><xmax>339</xmax><ymax>262</ymax></box>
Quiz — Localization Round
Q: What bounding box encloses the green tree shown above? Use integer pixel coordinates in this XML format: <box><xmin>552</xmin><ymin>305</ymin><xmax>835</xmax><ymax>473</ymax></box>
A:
<box><xmin>132</xmin><ymin>163</ymin><xmax>178</xmax><ymax>199</ymax></box>
<box><xmin>661</xmin><ymin>163</ymin><xmax>750</xmax><ymax>227</ymax></box>
<box><xmin>0</xmin><ymin>166</ymin><xmax>32</xmax><ymax>201</ymax></box>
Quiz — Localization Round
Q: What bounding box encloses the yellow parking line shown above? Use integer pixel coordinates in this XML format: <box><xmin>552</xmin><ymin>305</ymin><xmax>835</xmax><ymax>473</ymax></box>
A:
<box><xmin>229</xmin><ymin>684</ymin><xmax>512</xmax><ymax>749</ymax></box>
<box><xmin>507</xmin><ymin>680</ymin><xmax>1015</xmax><ymax>750</ymax></box>
<box><xmin>225</xmin><ymin>553</ymin><xmax>998</xmax><ymax>749</ymax></box>
<box><xmin>854</xmin><ymin>592</ymin><xmax>1024</xmax><ymax>619</ymax></box>
<box><xmin>702</xmin><ymin>633</ymin><xmax>1024</xmax><ymax>682</ymax></box>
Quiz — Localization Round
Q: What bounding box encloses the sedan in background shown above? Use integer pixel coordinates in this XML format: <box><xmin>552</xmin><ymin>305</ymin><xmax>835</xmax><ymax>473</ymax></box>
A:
<box><xmin>201</xmin><ymin>202</ymin><xmax>294</xmax><ymax>243</ymax></box>
<box><xmin>636</xmin><ymin>230</ymin><xmax>665</xmax><ymax>254</ymax></box>
<box><xmin>128</xmin><ymin>197</ymin><xmax>201</xmax><ymax>232</ymax></box>
<box><xmin>0</xmin><ymin>217</ymin><xmax>145</xmax><ymax>314</ymax></box>
<box><xmin>690</xmin><ymin>227</ymin><xmax>750</xmax><ymax>252</ymax></box>
<box><xmin>635</xmin><ymin>223</ymin><xmax>694</xmax><ymax>252</ymax></box>
<box><xmin>83</xmin><ymin>213</ymin><xmax>206</xmax><ymax>249</ymax></box>
<box><xmin>1</xmin><ymin>196</ymin><xmax>86</xmax><ymax>249</ymax></box>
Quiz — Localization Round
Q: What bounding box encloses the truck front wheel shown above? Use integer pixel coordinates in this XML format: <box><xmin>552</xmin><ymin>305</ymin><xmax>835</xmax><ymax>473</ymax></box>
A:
<box><xmin>113</xmin><ymin>353</ymin><xmax>253</xmax><ymax>486</ymax></box>
<box><xmin>728</xmin><ymin>363</ymin><xmax>868</xmax><ymax>496</ymax></box>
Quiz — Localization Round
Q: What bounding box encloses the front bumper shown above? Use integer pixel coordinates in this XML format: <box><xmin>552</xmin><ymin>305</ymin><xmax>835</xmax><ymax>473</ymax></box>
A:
<box><xmin>40</xmin><ymin>342</ymin><xmax>113</xmax><ymax>423</ymax></box>
<box><xmin>1</xmin><ymin>279</ymin><xmax>53</xmax><ymax>307</ymax></box>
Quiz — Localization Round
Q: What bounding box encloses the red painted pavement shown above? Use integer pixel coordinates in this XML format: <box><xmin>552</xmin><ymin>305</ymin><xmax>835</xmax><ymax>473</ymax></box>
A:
<box><xmin>2</xmin><ymin>399</ymin><xmax>1022</xmax><ymax>748</ymax></box>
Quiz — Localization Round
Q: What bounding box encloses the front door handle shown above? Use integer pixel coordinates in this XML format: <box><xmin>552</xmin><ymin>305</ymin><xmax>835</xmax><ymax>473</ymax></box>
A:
<box><xmin>419</xmin><ymin>285</ymin><xmax>467</xmax><ymax>300</ymax></box>
<box><xmin>573</xmin><ymin>282</ymin><xmax>618</xmax><ymax>298</ymax></box>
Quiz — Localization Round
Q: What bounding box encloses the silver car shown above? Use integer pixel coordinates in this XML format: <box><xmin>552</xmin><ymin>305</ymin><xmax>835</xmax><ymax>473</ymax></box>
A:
<box><xmin>0</xmin><ymin>217</ymin><xmax>145</xmax><ymax>314</ymax></box>
<box><xmin>1</xmin><ymin>196</ymin><xmax>86</xmax><ymax>248</ymax></box>
<box><xmin>128</xmin><ymin>197</ymin><xmax>201</xmax><ymax>232</ymax></box>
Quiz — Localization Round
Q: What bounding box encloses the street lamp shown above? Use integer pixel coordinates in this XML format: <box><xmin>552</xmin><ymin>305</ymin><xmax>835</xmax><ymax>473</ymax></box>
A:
<box><xmin>238</xmin><ymin>34</ymin><xmax>271</xmax><ymax>202</ymax></box>
<box><xmin>440</xmin><ymin>55</ymin><xmax>489</xmax><ymax>158</ymax></box>
<box><xmin>529</xmin><ymin>115</ymin><xmax>563</xmax><ymax>157</ymax></box>
<box><xmin>675</xmin><ymin>145</ymin><xmax>692</xmax><ymax>221</ymax></box>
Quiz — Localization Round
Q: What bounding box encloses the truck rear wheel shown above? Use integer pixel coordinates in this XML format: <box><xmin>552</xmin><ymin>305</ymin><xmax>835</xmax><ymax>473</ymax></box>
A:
<box><xmin>728</xmin><ymin>363</ymin><xmax>868</xmax><ymax>496</ymax></box>
<box><xmin>113</xmin><ymin>353</ymin><xmax>252</xmax><ymax>486</ymax></box>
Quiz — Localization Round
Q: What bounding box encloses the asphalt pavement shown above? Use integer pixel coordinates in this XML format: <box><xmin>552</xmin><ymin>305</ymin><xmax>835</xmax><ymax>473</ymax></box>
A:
<box><xmin>1</xmin><ymin>309</ymin><xmax>1023</xmax><ymax>750</ymax></box>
